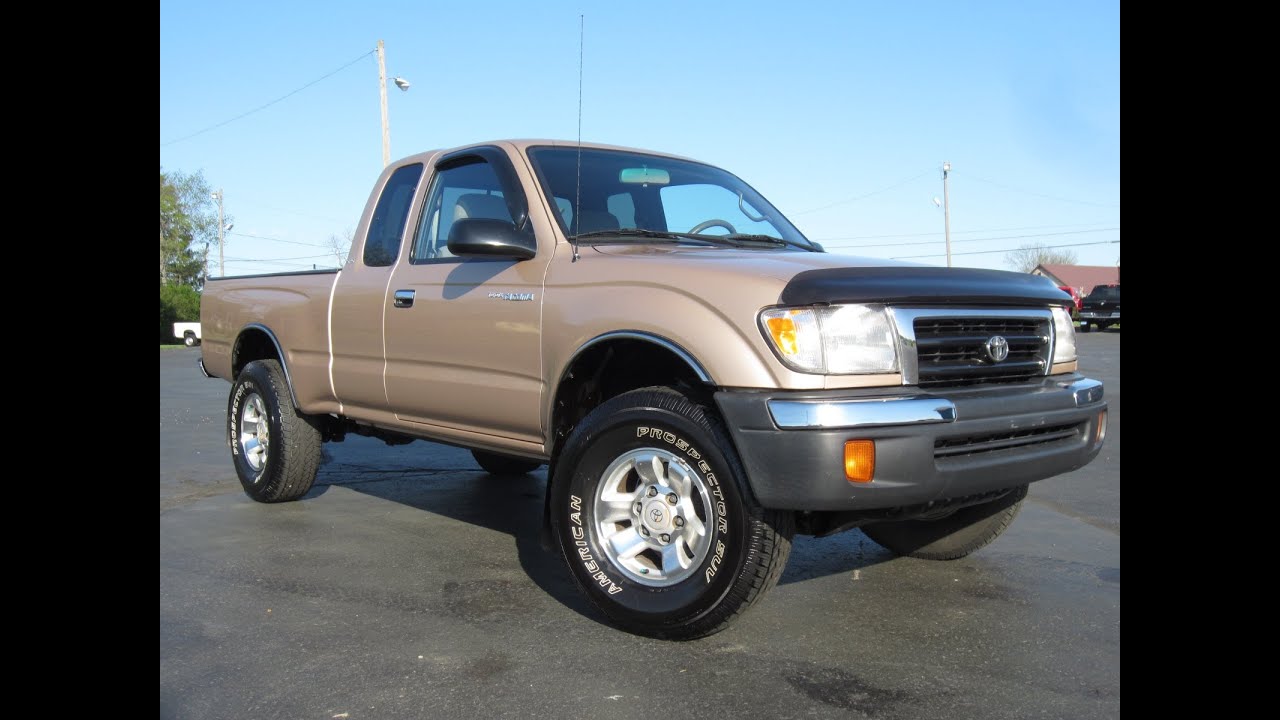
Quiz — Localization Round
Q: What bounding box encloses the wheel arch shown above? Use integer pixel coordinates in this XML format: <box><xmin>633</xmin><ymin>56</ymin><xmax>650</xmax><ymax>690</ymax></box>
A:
<box><xmin>547</xmin><ymin>331</ymin><xmax>714</xmax><ymax>444</ymax></box>
<box><xmin>540</xmin><ymin>331</ymin><xmax>716</xmax><ymax>546</ymax></box>
<box><xmin>231</xmin><ymin>323</ymin><xmax>300</xmax><ymax>409</ymax></box>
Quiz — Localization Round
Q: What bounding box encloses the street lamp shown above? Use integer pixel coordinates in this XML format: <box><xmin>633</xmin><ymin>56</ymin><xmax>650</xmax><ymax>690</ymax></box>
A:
<box><xmin>941</xmin><ymin>162</ymin><xmax>953</xmax><ymax>268</ymax></box>
<box><xmin>377</xmin><ymin>40</ymin><xmax>412</xmax><ymax>167</ymax></box>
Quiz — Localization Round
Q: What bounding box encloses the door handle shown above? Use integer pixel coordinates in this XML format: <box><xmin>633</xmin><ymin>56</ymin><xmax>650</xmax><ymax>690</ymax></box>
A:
<box><xmin>393</xmin><ymin>289</ymin><xmax>415</xmax><ymax>308</ymax></box>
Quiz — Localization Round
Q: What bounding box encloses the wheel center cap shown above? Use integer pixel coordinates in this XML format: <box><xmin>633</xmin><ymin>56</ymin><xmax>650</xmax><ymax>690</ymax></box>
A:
<box><xmin>644</xmin><ymin>501</ymin><xmax>670</xmax><ymax>531</ymax></box>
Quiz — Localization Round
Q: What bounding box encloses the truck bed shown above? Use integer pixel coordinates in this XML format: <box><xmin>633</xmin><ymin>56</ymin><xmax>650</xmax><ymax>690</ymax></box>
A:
<box><xmin>200</xmin><ymin>269</ymin><xmax>341</xmax><ymax>414</ymax></box>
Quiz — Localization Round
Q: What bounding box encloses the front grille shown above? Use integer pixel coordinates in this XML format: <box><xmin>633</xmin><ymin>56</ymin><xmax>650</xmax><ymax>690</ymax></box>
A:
<box><xmin>913</xmin><ymin>317</ymin><xmax>1050</xmax><ymax>387</ymax></box>
<box><xmin>934</xmin><ymin>422</ymin><xmax>1082</xmax><ymax>458</ymax></box>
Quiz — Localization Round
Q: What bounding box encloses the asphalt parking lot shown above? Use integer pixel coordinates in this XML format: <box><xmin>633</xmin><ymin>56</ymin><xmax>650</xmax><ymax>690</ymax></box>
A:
<box><xmin>160</xmin><ymin>331</ymin><xmax>1119</xmax><ymax>719</ymax></box>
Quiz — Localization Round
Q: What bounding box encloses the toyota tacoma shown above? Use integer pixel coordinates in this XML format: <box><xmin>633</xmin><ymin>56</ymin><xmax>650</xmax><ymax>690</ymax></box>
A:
<box><xmin>199</xmin><ymin>140</ymin><xmax>1107</xmax><ymax>639</ymax></box>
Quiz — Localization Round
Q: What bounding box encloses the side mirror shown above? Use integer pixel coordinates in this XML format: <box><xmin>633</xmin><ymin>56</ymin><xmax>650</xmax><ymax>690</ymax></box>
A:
<box><xmin>447</xmin><ymin>218</ymin><xmax>536</xmax><ymax>260</ymax></box>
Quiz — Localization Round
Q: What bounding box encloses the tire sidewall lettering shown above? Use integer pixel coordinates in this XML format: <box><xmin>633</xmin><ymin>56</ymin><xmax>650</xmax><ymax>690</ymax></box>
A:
<box><xmin>228</xmin><ymin>374</ymin><xmax>269</xmax><ymax>481</ymax></box>
<box><xmin>555</xmin><ymin>408</ymin><xmax>747</xmax><ymax>621</ymax></box>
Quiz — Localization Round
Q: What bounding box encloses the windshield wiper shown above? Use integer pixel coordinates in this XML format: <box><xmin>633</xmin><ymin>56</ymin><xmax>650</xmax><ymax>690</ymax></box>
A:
<box><xmin>720</xmin><ymin>234</ymin><xmax>822</xmax><ymax>252</ymax></box>
<box><xmin>568</xmin><ymin>228</ymin><xmax>819</xmax><ymax>252</ymax></box>
<box><xmin>569</xmin><ymin>228</ymin><xmax>722</xmax><ymax>245</ymax></box>
<box><xmin>720</xmin><ymin>234</ymin><xmax>786</xmax><ymax>246</ymax></box>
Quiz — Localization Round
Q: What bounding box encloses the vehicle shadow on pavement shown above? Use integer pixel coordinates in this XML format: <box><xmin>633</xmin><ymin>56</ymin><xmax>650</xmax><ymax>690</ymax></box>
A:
<box><xmin>779</xmin><ymin>531</ymin><xmax>897</xmax><ymax>585</ymax></box>
<box><xmin>303</xmin><ymin>440</ymin><xmax>898</xmax><ymax>613</ymax></box>
<box><xmin>306</xmin><ymin>463</ymin><xmax>615</xmax><ymax>630</ymax></box>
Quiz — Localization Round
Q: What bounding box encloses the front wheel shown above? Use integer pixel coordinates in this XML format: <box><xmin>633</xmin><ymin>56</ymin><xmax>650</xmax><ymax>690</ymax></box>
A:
<box><xmin>184</xmin><ymin>332</ymin><xmax>198</xmax><ymax>347</ymax></box>
<box><xmin>862</xmin><ymin>485</ymin><xmax>1028</xmax><ymax>560</ymax></box>
<box><xmin>228</xmin><ymin>359</ymin><xmax>323</xmax><ymax>503</ymax></box>
<box><xmin>550</xmin><ymin>386</ymin><xmax>793</xmax><ymax>640</ymax></box>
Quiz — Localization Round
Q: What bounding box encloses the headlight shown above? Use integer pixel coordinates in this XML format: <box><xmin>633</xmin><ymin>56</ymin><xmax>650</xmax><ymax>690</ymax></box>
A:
<box><xmin>760</xmin><ymin>304</ymin><xmax>899</xmax><ymax>374</ymax></box>
<box><xmin>1051</xmin><ymin>306</ymin><xmax>1077</xmax><ymax>364</ymax></box>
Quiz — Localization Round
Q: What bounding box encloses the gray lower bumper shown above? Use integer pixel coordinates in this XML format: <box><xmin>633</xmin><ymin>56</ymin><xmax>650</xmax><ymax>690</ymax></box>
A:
<box><xmin>714</xmin><ymin>374</ymin><xmax>1107</xmax><ymax>511</ymax></box>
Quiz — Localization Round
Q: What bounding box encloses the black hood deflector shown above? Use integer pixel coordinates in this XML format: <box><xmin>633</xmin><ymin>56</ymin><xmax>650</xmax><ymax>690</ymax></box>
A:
<box><xmin>779</xmin><ymin>266</ymin><xmax>1070</xmax><ymax>307</ymax></box>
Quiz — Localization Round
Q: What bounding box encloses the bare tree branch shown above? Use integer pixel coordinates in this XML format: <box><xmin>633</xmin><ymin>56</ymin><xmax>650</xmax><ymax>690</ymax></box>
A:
<box><xmin>1004</xmin><ymin>243</ymin><xmax>1079</xmax><ymax>273</ymax></box>
<box><xmin>326</xmin><ymin>228</ymin><xmax>355</xmax><ymax>268</ymax></box>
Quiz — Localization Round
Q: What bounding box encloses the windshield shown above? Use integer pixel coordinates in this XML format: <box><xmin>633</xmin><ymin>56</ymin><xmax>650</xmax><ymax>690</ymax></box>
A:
<box><xmin>526</xmin><ymin>146</ymin><xmax>815</xmax><ymax>249</ymax></box>
<box><xmin>1086</xmin><ymin>286</ymin><xmax>1120</xmax><ymax>300</ymax></box>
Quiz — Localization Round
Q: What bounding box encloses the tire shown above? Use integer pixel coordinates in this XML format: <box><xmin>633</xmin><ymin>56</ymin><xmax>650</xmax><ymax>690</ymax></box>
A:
<box><xmin>471</xmin><ymin>450</ymin><xmax>541</xmax><ymax>476</ymax></box>
<box><xmin>184</xmin><ymin>332</ymin><xmax>198</xmax><ymax>347</ymax></box>
<box><xmin>228</xmin><ymin>359</ymin><xmax>323</xmax><ymax>503</ymax></box>
<box><xmin>862</xmin><ymin>484</ymin><xmax>1028</xmax><ymax>560</ymax></box>
<box><xmin>1079</xmin><ymin>322</ymin><xmax>1091</xmax><ymax>333</ymax></box>
<box><xmin>1097</xmin><ymin>322</ymin><xmax>1112</xmax><ymax>331</ymax></box>
<box><xmin>549</xmin><ymin>386</ymin><xmax>793</xmax><ymax>639</ymax></box>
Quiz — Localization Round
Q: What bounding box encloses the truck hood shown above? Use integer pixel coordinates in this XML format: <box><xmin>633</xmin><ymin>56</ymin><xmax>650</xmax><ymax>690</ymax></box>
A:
<box><xmin>587</xmin><ymin>245</ymin><xmax>1069</xmax><ymax>306</ymax></box>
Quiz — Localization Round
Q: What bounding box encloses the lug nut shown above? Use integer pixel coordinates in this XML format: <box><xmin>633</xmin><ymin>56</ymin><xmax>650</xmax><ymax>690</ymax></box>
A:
<box><xmin>640</xmin><ymin>526</ymin><xmax>650</xmax><ymax>536</ymax></box>
<box><xmin>666</xmin><ymin>494</ymin><xmax>678</xmax><ymax>505</ymax></box>
<box><xmin>674</xmin><ymin>516</ymin><xmax>685</xmax><ymax>528</ymax></box>
<box><xmin>646</xmin><ymin>486</ymin><xmax>658</xmax><ymax>497</ymax></box>
<box><xmin>660</xmin><ymin>533</ymin><xmax>671</xmax><ymax>544</ymax></box>
<box><xmin>634</xmin><ymin>502</ymin><xmax>643</xmax><ymax>513</ymax></box>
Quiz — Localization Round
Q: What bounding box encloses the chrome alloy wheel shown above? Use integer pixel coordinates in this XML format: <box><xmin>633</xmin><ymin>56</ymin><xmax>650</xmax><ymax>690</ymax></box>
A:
<box><xmin>238</xmin><ymin>393</ymin><xmax>270</xmax><ymax>476</ymax></box>
<box><xmin>594</xmin><ymin>448</ymin><xmax>714</xmax><ymax>586</ymax></box>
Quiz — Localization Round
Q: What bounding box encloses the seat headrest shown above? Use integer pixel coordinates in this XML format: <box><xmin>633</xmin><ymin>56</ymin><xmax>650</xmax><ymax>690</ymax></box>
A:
<box><xmin>453</xmin><ymin>193</ymin><xmax>510</xmax><ymax>222</ymax></box>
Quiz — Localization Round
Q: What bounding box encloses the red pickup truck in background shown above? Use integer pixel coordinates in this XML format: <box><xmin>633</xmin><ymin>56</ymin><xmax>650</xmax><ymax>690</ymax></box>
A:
<box><xmin>1057</xmin><ymin>286</ymin><xmax>1083</xmax><ymax>312</ymax></box>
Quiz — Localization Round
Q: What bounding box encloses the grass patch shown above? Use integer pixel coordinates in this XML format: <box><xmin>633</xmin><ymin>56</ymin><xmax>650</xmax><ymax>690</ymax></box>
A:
<box><xmin>160</xmin><ymin>344</ymin><xmax>186</xmax><ymax>350</ymax></box>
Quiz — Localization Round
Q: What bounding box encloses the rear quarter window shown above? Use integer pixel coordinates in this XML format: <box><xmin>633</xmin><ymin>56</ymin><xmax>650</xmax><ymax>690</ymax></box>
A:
<box><xmin>364</xmin><ymin>163</ymin><xmax>424</xmax><ymax>267</ymax></box>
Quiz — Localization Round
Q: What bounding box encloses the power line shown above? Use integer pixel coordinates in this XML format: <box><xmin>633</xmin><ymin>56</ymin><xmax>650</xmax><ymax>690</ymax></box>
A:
<box><xmin>223</xmin><ymin>258</ymin><xmax>335</xmax><ymax>269</ymax></box>
<box><xmin>233</xmin><ymin>200</ymin><xmax>349</xmax><ymax>224</ymax></box>
<box><xmin>824</xmin><ymin>227</ymin><xmax>1119</xmax><ymax>250</ymax></box>
<box><xmin>890</xmin><ymin>239</ymin><xmax>1119</xmax><ymax>260</ymax></box>
<box><xmin>225</xmin><ymin>253</ymin><xmax>333</xmax><ymax>262</ymax></box>
<box><xmin>811</xmin><ymin>221</ymin><xmax>1118</xmax><ymax>242</ymax></box>
<box><xmin>228</xmin><ymin>231</ymin><xmax>329</xmax><ymax>249</ymax></box>
<box><xmin>956</xmin><ymin>172</ymin><xmax>1120</xmax><ymax>208</ymax></box>
<box><xmin>790</xmin><ymin>169</ymin><xmax>934</xmax><ymax>216</ymax></box>
<box><xmin>161</xmin><ymin>49</ymin><xmax>375</xmax><ymax>147</ymax></box>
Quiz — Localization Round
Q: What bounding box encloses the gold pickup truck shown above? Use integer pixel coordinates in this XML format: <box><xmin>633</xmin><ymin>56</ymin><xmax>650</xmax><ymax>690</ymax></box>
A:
<box><xmin>200</xmin><ymin>139</ymin><xmax>1106</xmax><ymax>639</ymax></box>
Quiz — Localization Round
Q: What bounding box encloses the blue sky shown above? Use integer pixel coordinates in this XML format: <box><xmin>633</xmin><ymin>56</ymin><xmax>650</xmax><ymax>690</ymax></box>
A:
<box><xmin>160</xmin><ymin>0</ymin><xmax>1119</xmax><ymax>275</ymax></box>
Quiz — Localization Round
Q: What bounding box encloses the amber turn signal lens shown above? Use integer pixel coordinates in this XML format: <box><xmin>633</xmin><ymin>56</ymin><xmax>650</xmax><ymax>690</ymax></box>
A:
<box><xmin>765</xmin><ymin>316</ymin><xmax>798</xmax><ymax>356</ymax></box>
<box><xmin>844</xmin><ymin>440</ymin><xmax>875</xmax><ymax>483</ymax></box>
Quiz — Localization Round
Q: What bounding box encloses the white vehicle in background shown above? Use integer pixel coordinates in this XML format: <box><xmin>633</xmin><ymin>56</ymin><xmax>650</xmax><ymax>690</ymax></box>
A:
<box><xmin>174</xmin><ymin>322</ymin><xmax>202</xmax><ymax>347</ymax></box>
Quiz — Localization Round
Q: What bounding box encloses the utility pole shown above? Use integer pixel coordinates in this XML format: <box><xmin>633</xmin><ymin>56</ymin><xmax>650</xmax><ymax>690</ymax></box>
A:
<box><xmin>942</xmin><ymin>161</ymin><xmax>953</xmax><ymax>268</ymax></box>
<box><xmin>212</xmin><ymin>188</ymin><xmax>225</xmax><ymax>277</ymax></box>
<box><xmin>377</xmin><ymin>39</ymin><xmax>390</xmax><ymax>167</ymax></box>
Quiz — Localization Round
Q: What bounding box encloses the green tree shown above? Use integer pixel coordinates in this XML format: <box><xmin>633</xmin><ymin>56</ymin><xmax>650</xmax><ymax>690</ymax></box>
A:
<box><xmin>160</xmin><ymin>168</ymin><xmax>230</xmax><ymax>288</ymax></box>
<box><xmin>159</xmin><ymin>283</ymin><xmax>202</xmax><ymax>342</ymax></box>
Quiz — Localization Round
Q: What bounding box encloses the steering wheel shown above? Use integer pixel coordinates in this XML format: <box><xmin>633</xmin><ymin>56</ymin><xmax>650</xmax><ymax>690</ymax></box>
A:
<box><xmin>689</xmin><ymin>218</ymin><xmax>737</xmax><ymax>235</ymax></box>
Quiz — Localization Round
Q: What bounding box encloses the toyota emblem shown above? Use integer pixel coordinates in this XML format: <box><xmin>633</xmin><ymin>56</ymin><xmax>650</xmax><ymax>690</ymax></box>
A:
<box><xmin>649</xmin><ymin>507</ymin><xmax>664</xmax><ymax>523</ymax></box>
<box><xmin>985</xmin><ymin>335</ymin><xmax>1010</xmax><ymax>363</ymax></box>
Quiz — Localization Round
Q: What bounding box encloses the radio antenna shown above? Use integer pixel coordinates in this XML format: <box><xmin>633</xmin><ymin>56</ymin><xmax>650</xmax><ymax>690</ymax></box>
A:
<box><xmin>572</xmin><ymin>13</ymin><xmax>584</xmax><ymax>263</ymax></box>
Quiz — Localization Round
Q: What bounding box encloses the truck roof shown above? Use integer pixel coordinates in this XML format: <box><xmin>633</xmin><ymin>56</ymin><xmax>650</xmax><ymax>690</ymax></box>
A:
<box><xmin>391</xmin><ymin>139</ymin><xmax>700</xmax><ymax>167</ymax></box>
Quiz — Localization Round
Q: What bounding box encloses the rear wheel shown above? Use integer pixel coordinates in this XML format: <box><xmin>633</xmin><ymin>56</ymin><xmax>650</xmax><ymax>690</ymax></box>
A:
<box><xmin>228</xmin><ymin>360</ymin><xmax>322</xmax><ymax>503</ymax></box>
<box><xmin>184</xmin><ymin>332</ymin><xmax>198</xmax><ymax>347</ymax></box>
<box><xmin>862</xmin><ymin>485</ymin><xmax>1028</xmax><ymax>560</ymax></box>
<box><xmin>550</xmin><ymin>386</ymin><xmax>793</xmax><ymax>639</ymax></box>
<box><xmin>471</xmin><ymin>450</ymin><xmax>541</xmax><ymax>476</ymax></box>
